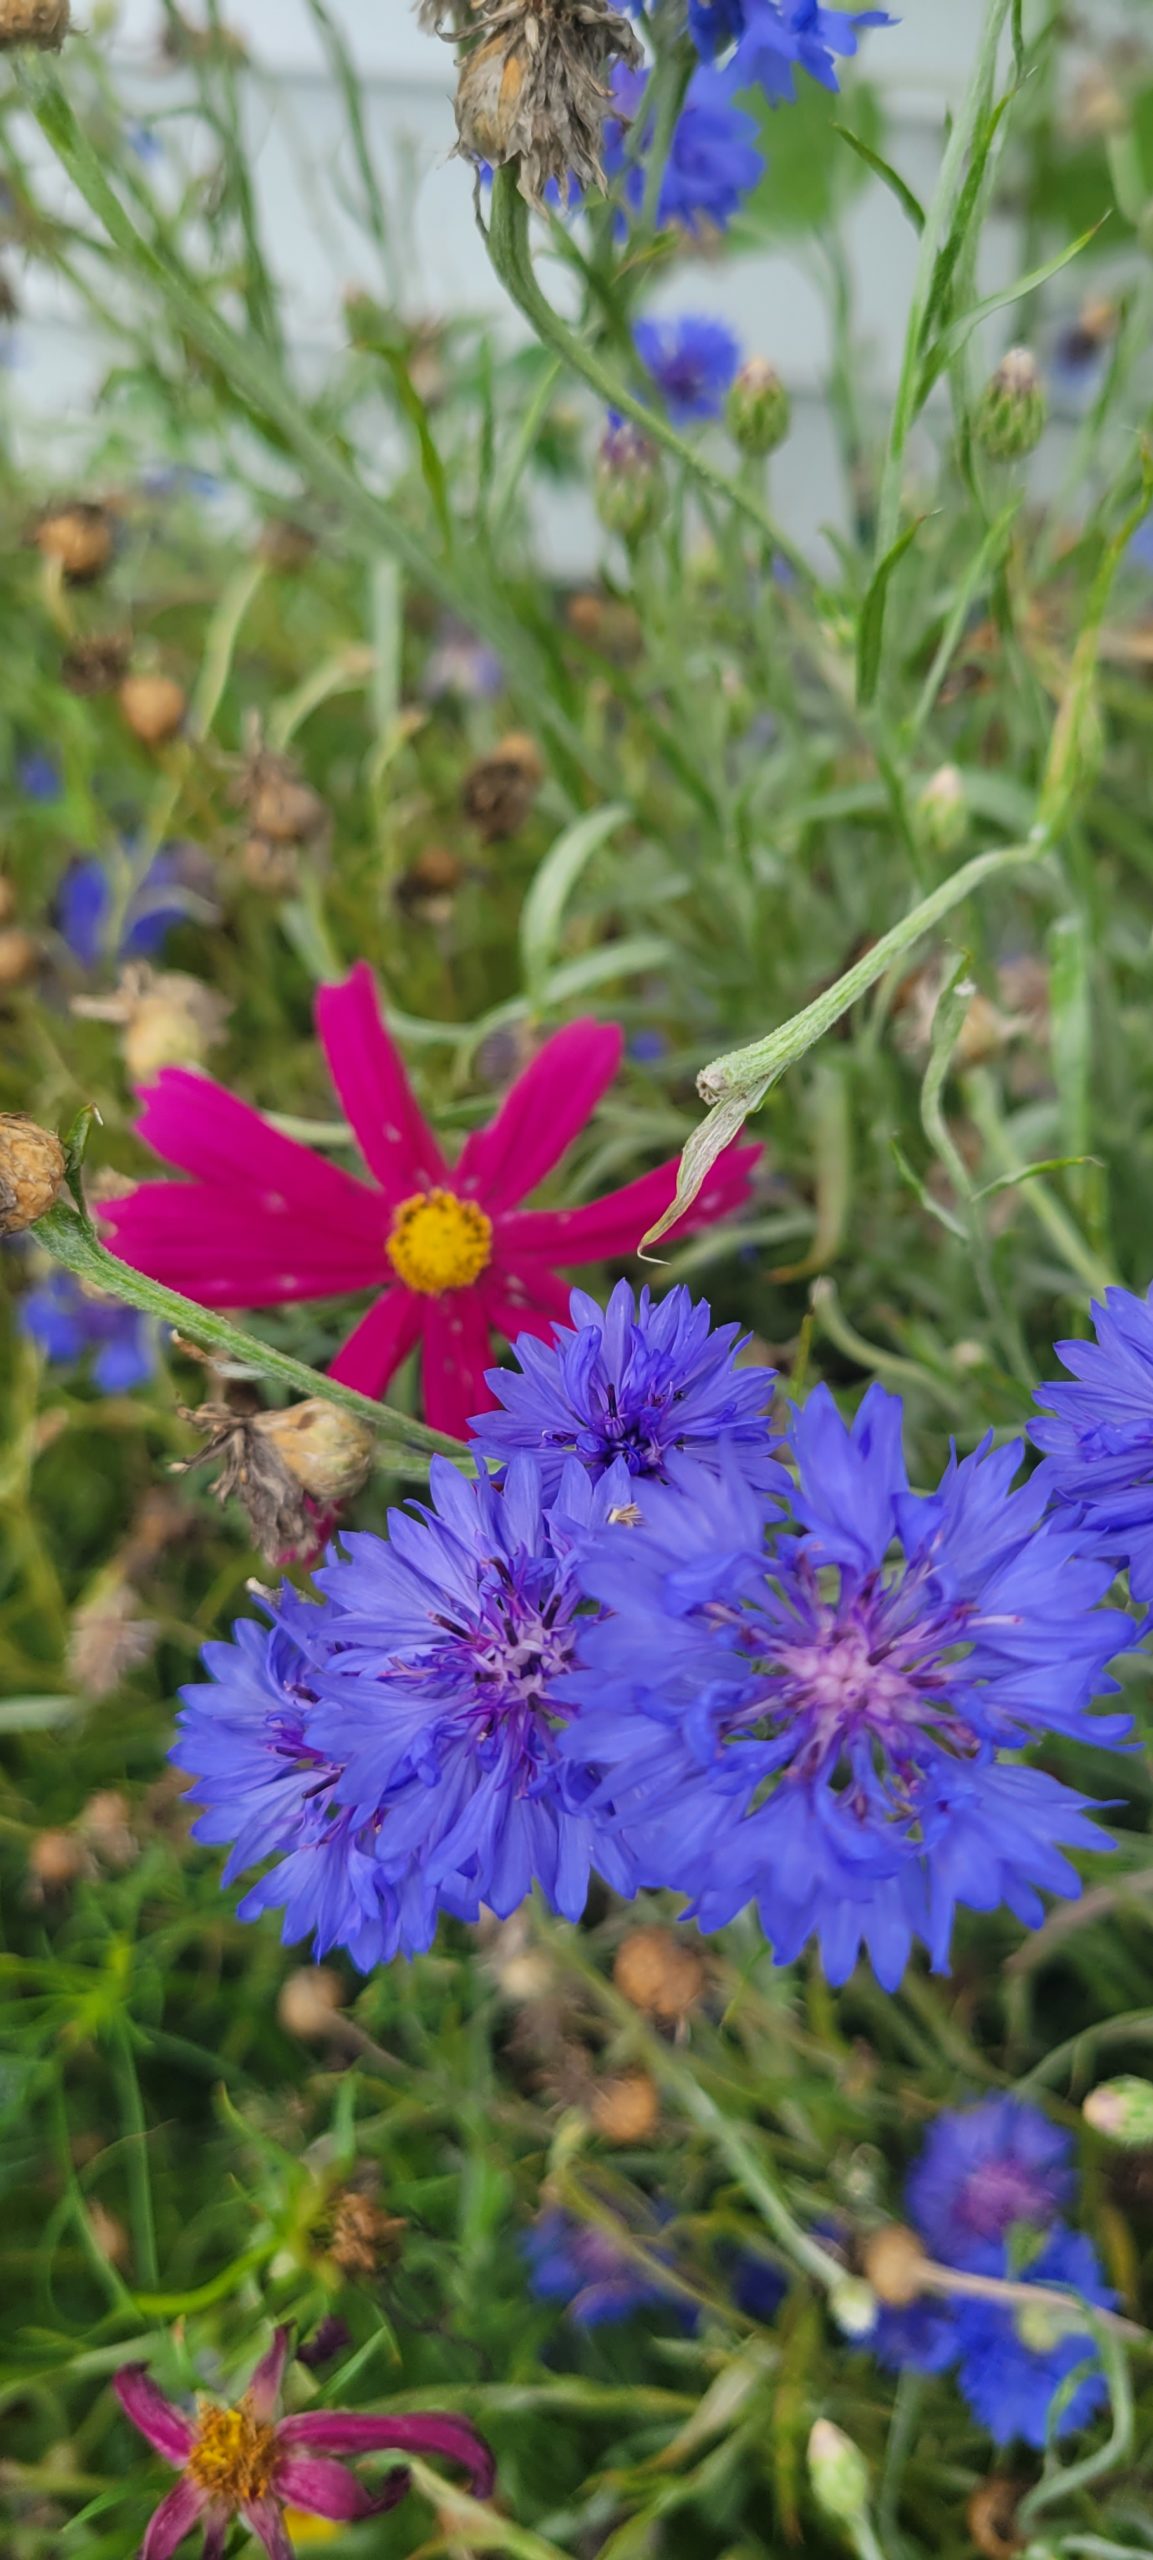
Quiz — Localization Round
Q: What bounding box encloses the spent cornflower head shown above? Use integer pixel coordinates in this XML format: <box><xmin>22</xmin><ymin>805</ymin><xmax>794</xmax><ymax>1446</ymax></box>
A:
<box><xmin>471</xmin><ymin>1279</ymin><xmax>781</xmax><ymax>1498</ymax></box>
<box><xmin>452</xmin><ymin>0</ymin><xmax>643</xmax><ymax>208</ymax></box>
<box><xmin>174</xmin><ymin>1456</ymin><xmax>646</xmax><ymax>1968</ymax></box>
<box><xmin>104</xmin><ymin>964</ymin><xmax>759</xmax><ymax>1437</ymax></box>
<box><xmin>633</xmin><ymin>313</ymin><xmax>743</xmax><ymax>423</ymax></box>
<box><xmin>905</xmin><ymin>2098</ymin><xmax>1075</xmax><ymax>2272</ymax></box>
<box><xmin>603</xmin><ymin>63</ymin><xmax>764</xmax><ymax>233</ymax></box>
<box><xmin>1031</xmin><ymin>1281</ymin><xmax>1153</xmax><ymax>1600</ymax></box>
<box><xmin>114</xmin><ymin>2323</ymin><xmax>493</xmax><ymax>2557</ymax></box>
<box><xmin>566</xmin><ymin>1384</ymin><xmax>1131</xmax><ymax>1989</ymax></box>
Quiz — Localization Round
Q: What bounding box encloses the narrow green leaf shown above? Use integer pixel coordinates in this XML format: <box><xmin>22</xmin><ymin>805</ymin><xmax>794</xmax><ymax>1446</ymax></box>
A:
<box><xmin>856</xmin><ymin>517</ymin><xmax>925</xmax><ymax>707</ymax></box>
<box><xmin>0</xmin><ymin>1696</ymin><xmax>80</xmax><ymax>1734</ymax></box>
<box><xmin>519</xmin><ymin>804</ymin><xmax>629</xmax><ymax>1001</ymax></box>
<box><xmin>830</xmin><ymin>123</ymin><xmax>925</xmax><ymax>232</ymax></box>
<box><xmin>923</xmin><ymin>220</ymin><xmax>1107</xmax><ymax>389</ymax></box>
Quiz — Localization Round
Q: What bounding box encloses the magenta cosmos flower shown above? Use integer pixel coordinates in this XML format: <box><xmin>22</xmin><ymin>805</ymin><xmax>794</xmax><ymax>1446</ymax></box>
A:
<box><xmin>104</xmin><ymin>963</ymin><xmax>760</xmax><ymax>1435</ymax></box>
<box><xmin>115</xmin><ymin>2323</ymin><xmax>494</xmax><ymax>2559</ymax></box>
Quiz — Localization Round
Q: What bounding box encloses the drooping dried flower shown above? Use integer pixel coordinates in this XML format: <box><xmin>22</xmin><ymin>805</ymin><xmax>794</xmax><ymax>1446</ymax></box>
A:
<box><xmin>453</xmin><ymin>0</ymin><xmax>642</xmax><ymax>209</ymax></box>
<box><xmin>77</xmin><ymin>1789</ymin><xmax>140</xmax><ymax>1869</ymax></box>
<box><xmin>0</xmin><ymin>1115</ymin><xmax>65</xmax><ymax>1233</ymax></box>
<box><xmin>0</xmin><ymin>927</ymin><xmax>40</xmax><ymax>989</ymax></box>
<box><xmin>232</xmin><ymin>745</ymin><xmax>329</xmax><ymax>847</ymax></box>
<box><xmin>172</xmin><ymin>1398</ymin><xmax>374</xmax><ymax>1566</ymax></box>
<box><xmin>323</xmin><ymin>2186</ymin><xmax>408</xmax><ymax>2280</ymax></box>
<box><xmin>966</xmin><ymin>2477</ymin><xmax>1026</xmax><ymax>2560</ymax></box>
<box><xmin>861</xmin><ymin>2224</ymin><xmax>926</xmax><ymax>2309</ymax></box>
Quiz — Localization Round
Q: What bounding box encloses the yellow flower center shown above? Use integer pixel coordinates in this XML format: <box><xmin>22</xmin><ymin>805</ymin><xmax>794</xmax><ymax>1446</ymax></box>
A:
<box><xmin>188</xmin><ymin>2403</ymin><xmax>279</xmax><ymax>2504</ymax></box>
<box><xmin>386</xmin><ymin>1188</ymin><xmax>494</xmax><ymax>1297</ymax></box>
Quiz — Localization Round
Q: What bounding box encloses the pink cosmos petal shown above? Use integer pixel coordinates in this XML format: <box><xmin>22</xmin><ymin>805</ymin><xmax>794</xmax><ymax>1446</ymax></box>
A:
<box><xmin>278</xmin><ymin>2411</ymin><xmax>495</xmax><ymax>2497</ymax></box>
<box><xmin>245</xmin><ymin>2324</ymin><xmax>293</xmax><ymax>2423</ymax></box>
<box><xmin>316</xmin><ymin>963</ymin><xmax>447</xmax><ymax>1199</ymax></box>
<box><xmin>497</xmin><ymin>1137</ymin><xmax>761</xmax><ymax>1262</ymax></box>
<box><xmin>140</xmin><ymin>2477</ymin><xmax>208</xmax><ymax>2560</ymax></box>
<box><xmin>131</xmin><ymin>1070</ymin><xmax>386</xmax><ymax>1223</ymax></box>
<box><xmin>420</xmin><ymin>1292</ymin><xmax>494</xmax><ymax>1439</ymax></box>
<box><xmin>455</xmin><ymin>1020</ymin><xmax>623</xmax><ymax>1213</ymax></box>
<box><xmin>200</xmin><ymin>2523</ymin><xmax>227</xmax><ymax>2560</ymax></box>
<box><xmin>240</xmin><ymin>2497</ymin><xmax>294</xmax><ymax>2560</ymax></box>
<box><xmin>275</xmin><ymin>2453</ymin><xmax>395</xmax><ymax>2521</ymax></box>
<box><xmin>105</xmin><ymin>1192</ymin><xmax>387</xmax><ymax>1306</ymax></box>
<box><xmin>327</xmin><ymin>1287</ymin><xmax>425</xmax><ymax>1398</ymax></box>
<box><xmin>114</xmin><ymin>2367</ymin><xmax>196</xmax><ymax>2465</ymax></box>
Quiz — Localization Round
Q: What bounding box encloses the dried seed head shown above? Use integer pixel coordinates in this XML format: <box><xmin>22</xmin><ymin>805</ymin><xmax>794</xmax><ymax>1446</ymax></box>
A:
<box><xmin>119</xmin><ymin>672</ymin><xmax>187</xmax><ymax>746</ymax></box>
<box><xmin>77</xmin><ymin>1789</ymin><xmax>139</xmax><ymax>1868</ymax></box>
<box><xmin>33</xmin><ymin>499</ymin><xmax>112</xmax><ymax>581</ymax></box>
<box><xmin>462</xmin><ymin>731</ymin><xmax>544</xmax><ymax>841</ymax></box>
<box><xmin>257</xmin><ymin>517</ymin><xmax>317</xmax><ymax>573</ymax></box>
<box><xmin>0</xmin><ymin>0</ymin><xmax>70</xmax><ymax>39</ymax></box>
<box><xmin>28</xmin><ymin>1827</ymin><xmax>86</xmax><ymax>1889</ymax></box>
<box><xmin>173</xmin><ymin>1399</ymin><xmax>372</xmax><ymax>1566</ymax></box>
<box><xmin>257</xmin><ymin>1400</ymin><xmax>376</xmax><ymax>1509</ymax></box>
<box><xmin>860</xmin><ymin>2223</ymin><xmax>926</xmax><ymax>2309</ymax></box>
<box><xmin>590</xmin><ymin>2071</ymin><xmax>660</xmax><ymax>2145</ymax></box>
<box><xmin>0</xmin><ymin>927</ymin><xmax>40</xmax><ymax>989</ymax></box>
<box><xmin>75</xmin><ymin>963</ymin><xmax>230</xmax><ymax>1083</ymax></box>
<box><xmin>325</xmin><ymin>2187</ymin><xmax>407</xmax><ymax>2279</ymax></box>
<box><xmin>240</xmin><ymin>835</ymin><xmax>301</xmax><ymax>896</ymax></box>
<box><xmin>60</xmin><ymin>634</ymin><xmax>132</xmax><ymax>697</ymax></box>
<box><xmin>966</xmin><ymin>2479</ymin><xmax>1026</xmax><ymax>2560</ymax></box>
<box><xmin>454</xmin><ymin>0</ymin><xmax>641</xmax><ymax>209</ymax></box>
<box><xmin>0</xmin><ymin>1115</ymin><xmax>65</xmax><ymax>1232</ymax></box>
<box><xmin>68</xmin><ymin>1588</ymin><xmax>159</xmax><ymax>1702</ymax></box>
<box><xmin>613</xmin><ymin>1927</ymin><xmax>704</xmax><ymax>2021</ymax></box>
<box><xmin>278</xmin><ymin>1965</ymin><xmax>347</xmax><ymax>2039</ymax></box>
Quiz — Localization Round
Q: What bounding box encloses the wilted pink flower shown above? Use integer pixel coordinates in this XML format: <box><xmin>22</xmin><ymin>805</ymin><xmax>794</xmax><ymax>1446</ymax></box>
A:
<box><xmin>105</xmin><ymin>962</ymin><xmax>760</xmax><ymax>1436</ymax></box>
<box><xmin>114</xmin><ymin>2323</ymin><xmax>494</xmax><ymax>2558</ymax></box>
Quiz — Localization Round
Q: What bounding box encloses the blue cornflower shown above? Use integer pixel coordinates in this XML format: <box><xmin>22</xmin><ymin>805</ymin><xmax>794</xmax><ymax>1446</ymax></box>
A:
<box><xmin>729</xmin><ymin>2248</ymin><xmax>787</xmax><ymax>2323</ymax></box>
<box><xmin>523</xmin><ymin>2209</ymin><xmax>681</xmax><ymax>2326</ymax></box>
<box><xmin>718</xmin><ymin>0</ymin><xmax>895</xmax><ymax>100</ymax></box>
<box><xmin>175</xmin><ymin>1456</ymin><xmax>642</xmax><ymax>1968</ymax></box>
<box><xmin>871</xmin><ymin>2298</ymin><xmax>958</xmax><ymax>2376</ymax></box>
<box><xmin>19</xmin><ymin>1268</ymin><xmax>156</xmax><ymax>1392</ymax></box>
<box><xmin>688</xmin><ymin>0</ymin><xmax>747</xmax><ymax>59</ymax></box>
<box><xmin>633</xmin><ymin>314</ymin><xmax>742</xmax><ymax>424</ymax></box>
<box><xmin>954</xmin><ymin>2229</ymin><xmax>1113</xmax><ymax>2448</ymax></box>
<box><xmin>1032</xmin><ymin>1283</ymin><xmax>1153</xmax><ymax>1601</ymax></box>
<box><xmin>567</xmin><ymin>1385</ymin><xmax>1130</xmax><ymax>1989</ymax></box>
<box><xmin>471</xmin><ymin>1281</ymin><xmax>780</xmax><ymax>1501</ymax></box>
<box><xmin>906</xmin><ymin>2098</ymin><xmax>1074</xmax><ymax>2272</ymax></box>
<box><xmin>18</xmin><ymin>749</ymin><xmax>61</xmax><ymax>802</ymax></box>
<box><xmin>56</xmin><ymin>844</ymin><xmax>214</xmax><ymax>969</ymax></box>
<box><xmin>605</xmin><ymin>66</ymin><xmax>764</xmax><ymax>233</ymax></box>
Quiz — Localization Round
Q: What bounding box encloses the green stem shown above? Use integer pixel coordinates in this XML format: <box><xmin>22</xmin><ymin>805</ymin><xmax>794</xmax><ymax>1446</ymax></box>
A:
<box><xmin>485</xmin><ymin>168</ymin><xmax>809</xmax><ymax>583</ymax></box>
<box><xmin>32</xmin><ymin>1203</ymin><xmax>465</xmax><ymax>1462</ymax></box>
<box><xmin>112</xmin><ymin>2022</ymin><xmax>159</xmax><ymax>2292</ymax></box>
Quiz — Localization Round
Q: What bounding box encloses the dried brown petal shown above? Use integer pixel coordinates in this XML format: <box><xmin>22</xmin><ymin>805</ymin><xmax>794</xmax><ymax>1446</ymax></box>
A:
<box><xmin>454</xmin><ymin>0</ymin><xmax>641</xmax><ymax>209</ymax></box>
<box><xmin>0</xmin><ymin>1115</ymin><xmax>65</xmax><ymax>1233</ymax></box>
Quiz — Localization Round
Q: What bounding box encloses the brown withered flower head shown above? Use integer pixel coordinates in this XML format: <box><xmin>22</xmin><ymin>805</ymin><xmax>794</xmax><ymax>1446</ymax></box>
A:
<box><xmin>0</xmin><ymin>1115</ymin><xmax>65</xmax><ymax>1234</ymax></box>
<box><xmin>322</xmin><ymin>2185</ymin><xmax>408</xmax><ymax>2282</ymax></box>
<box><xmin>462</xmin><ymin>731</ymin><xmax>544</xmax><ymax>842</ymax></box>
<box><xmin>61</xmin><ymin>633</ymin><xmax>132</xmax><ymax>697</ymax></box>
<box><xmin>172</xmin><ymin>1397</ymin><xmax>374</xmax><ymax>1567</ymax></box>
<box><xmin>453</xmin><ymin>0</ymin><xmax>642</xmax><ymax>209</ymax></box>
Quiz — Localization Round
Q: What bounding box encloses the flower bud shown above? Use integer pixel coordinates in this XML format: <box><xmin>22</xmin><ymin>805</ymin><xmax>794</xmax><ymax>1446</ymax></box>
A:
<box><xmin>28</xmin><ymin>1827</ymin><xmax>86</xmax><ymax>1889</ymax></box>
<box><xmin>726</xmin><ymin>357</ymin><xmax>790</xmax><ymax>457</ymax></box>
<box><xmin>61</xmin><ymin>633</ymin><xmax>131</xmax><ymax>696</ymax></box>
<box><xmin>33</xmin><ymin>498</ymin><xmax>111</xmax><ymax>580</ymax></box>
<box><xmin>241</xmin><ymin>835</ymin><xmax>300</xmax><ymax>896</ymax></box>
<box><xmin>914</xmin><ymin>762</ymin><xmax>968</xmax><ymax>856</ymax></box>
<box><xmin>808</xmin><ymin>2419</ymin><xmax>872</xmax><ymax>2529</ymax></box>
<box><xmin>77</xmin><ymin>1790</ymin><xmax>139</xmax><ymax>1869</ymax></box>
<box><xmin>861</xmin><ymin>2223</ymin><xmax>926</xmax><ymax>2309</ymax></box>
<box><xmin>245</xmin><ymin>763</ymin><xmax>328</xmax><ymax>846</ymax></box>
<box><xmin>0</xmin><ymin>926</ymin><xmax>40</xmax><ymax>988</ymax></box>
<box><xmin>966</xmin><ymin>2478</ymin><xmax>1026</xmax><ymax>2560</ymax></box>
<box><xmin>829</xmin><ymin>2277</ymin><xmax>878</xmax><ymax>2340</ymax></box>
<box><xmin>119</xmin><ymin>971</ymin><xmax>230</xmax><ymax>1083</ymax></box>
<box><xmin>0</xmin><ymin>1114</ymin><xmax>65</xmax><ymax>1233</ymax></box>
<box><xmin>976</xmin><ymin>348</ymin><xmax>1047</xmax><ymax>462</ymax></box>
<box><xmin>256</xmin><ymin>1400</ymin><xmax>375</xmax><ymax>1509</ymax></box>
<box><xmin>595</xmin><ymin>418</ymin><xmax>665</xmax><ymax>544</ymax></box>
<box><xmin>86</xmin><ymin>2202</ymin><xmax>131</xmax><ymax>2266</ymax></box>
<box><xmin>590</xmin><ymin>2071</ymin><xmax>660</xmax><ymax>2145</ymax></box>
<box><xmin>613</xmin><ymin>1927</ymin><xmax>703</xmax><ymax>2021</ymax></box>
<box><xmin>1083</xmin><ymin>2075</ymin><xmax>1153</xmax><ymax>2147</ymax></box>
<box><xmin>462</xmin><ymin>732</ymin><xmax>544</xmax><ymax>842</ymax></box>
<box><xmin>324</xmin><ymin>2185</ymin><xmax>407</xmax><ymax>2279</ymax></box>
<box><xmin>0</xmin><ymin>0</ymin><xmax>69</xmax><ymax>43</ymax></box>
<box><xmin>118</xmin><ymin>672</ymin><xmax>187</xmax><ymax>747</ymax></box>
<box><xmin>278</xmin><ymin>1965</ymin><xmax>346</xmax><ymax>2039</ymax></box>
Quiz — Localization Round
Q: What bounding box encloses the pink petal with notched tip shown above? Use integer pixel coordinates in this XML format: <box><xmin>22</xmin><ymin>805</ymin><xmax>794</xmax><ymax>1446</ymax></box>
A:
<box><xmin>497</xmin><ymin>1137</ymin><xmax>761</xmax><ymax>1263</ymax></box>
<box><xmin>114</xmin><ymin>2367</ymin><xmax>195</xmax><ymax>2465</ymax></box>
<box><xmin>244</xmin><ymin>2325</ymin><xmax>293</xmax><ymax>2423</ymax></box>
<box><xmin>139</xmin><ymin>2476</ymin><xmax>208</xmax><ymax>2560</ymax></box>
<box><xmin>420</xmin><ymin>1291</ymin><xmax>495</xmax><ymax>1439</ymax></box>
<box><xmin>326</xmin><ymin>1286</ymin><xmax>425</xmax><ymax>1398</ymax></box>
<box><xmin>130</xmin><ymin>1070</ymin><xmax>386</xmax><ymax>1223</ymax></box>
<box><xmin>316</xmin><ymin>963</ymin><xmax>447</xmax><ymax>1199</ymax></box>
<box><xmin>278</xmin><ymin>2409</ymin><xmax>495</xmax><ymax>2498</ymax></box>
<box><xmin>275</xmin><ymin>2452</ymin><xmax>398</xmax><ymax>2520</ymax></box>
<box><xmin>240</xmin><ymin>2496</ymin><xmax>294</xmax><ymax>2560</ymax></box>
<box><xmin>455</xmin><ymin>1020</ymin><xmax>623</xmax><ymax>1213</ymax></box>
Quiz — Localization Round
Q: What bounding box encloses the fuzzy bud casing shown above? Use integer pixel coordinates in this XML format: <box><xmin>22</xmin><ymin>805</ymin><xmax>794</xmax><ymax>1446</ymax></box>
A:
<box><xmin>278</xmin><ymin>1966</ymin><xmax>347</xmax><ymax>2038</ymax></box>
<box><xmin>595</xmin><ymin>418</ymin><xmax>665</xmax><ymax>542</ymax></box>
<box><xmin>613</xmin><ymin>1927</ymin><xmax>703</xmax><ymax>2020</ymax></box>
<box><xmin>118</xmin><ymin>673</ymin><xmax>187</xmax><ymax>747</ymax></box>
<box><xmin>256</xmin><ymin>1400</ymin><xmax>375</xmax><ymax>1508</ymax></box>
<box><xmin>1083</xmin><ymin>2075</ymin><xmax>1153</xmax><ymax>2147</ymax></box>
<box><xmin>34</xmin><ymin>500</ymin><xmax>112</xmax><ymax>581</ymax></box>
<box><xmin>0</xmin><ymin>0</ymin><xmax>70</xmax><ymax>47</ymax></box>
<box><xmin>807</xmin><ymin>2419</ymin><xmax>872</xmax><ymax>2527</ymax></box>
<box><xmin>726</xmin><ymin>357</ymin><xmax>790</xmax><ymax>457</ymax></box>
<box><xmin>915</xmin><ymin>762</ymin><xmax>968</xmax><ymax>855</ymax></box>
<box><xmin>976</xmin><ymin>347</ymin><xmax>1047</xmax><ymax>461</ymax></box>
<box><xmin>861</xmin><ymin>2224</ymin><xmax>926</xmax><ymax>2308</ymax></box>
<box><xmin>0</xmin><ymin>1114</ymin><xmax>65</xmax><ymax>1232</ymax></box>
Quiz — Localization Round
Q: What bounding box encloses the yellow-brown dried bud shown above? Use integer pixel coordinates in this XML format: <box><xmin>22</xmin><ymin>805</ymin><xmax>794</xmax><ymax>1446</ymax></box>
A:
<box><xmin>77</xmin><ymin>1789</ymin><xmax>139</xmax><ymax>1869</ymax></box>
<box><xmin>966</xmin><ymin>2477</ymin><xmax>1026</xmax><ymax>2560</ymax></box>
<box><xmin>68</xmin><ymin>1585</ymin><xmax>158</xmax><ymax>1701</ymax></box>
<box><xmin>0</xmin><ymin>927</ymin><xmax>40</xmax><ymax>988</ymax></box>
<box><xmin>173</xmin><ymin>1398</ymin><xmax>370</xmax><ymax>1566</ymax></box>
<box><xmin>257</xmin><ymin>517</ymin><xmax>317</xmax><ymax>573</ymax></box>
<box><xmin>77</xmin><ymin>965</ymin><xmax>230</xmax><ymax>1084</ymax></box>
<box><xmin>454</xmin><ymin>0</ymin><xmax>642</xmax><ymax>208</ymax></box>
<box><xmin>590</xmin><ymin>2071</ymin><xmax>659</xmax><ymax>2145</ymax></box>
<box><xmin>86</xmin><ymin>2202</ymin><xmax>131</xmax><ymax>2266</ymax></box>
<box><xmin>462</xmin><ymin>731</ymin><xmax>544</xmax><ymax>842</ymax></box>
<box><xmin>861</xmin><ymin>2223</ymin><xmax>926</xmax><ymax>2309</ymax></box>
<box><xmin>257</xmin><ymin>1401</ymin><xmax>375</xmax><ymax>1509</ymax></box>
<box><xmin>61</xmin><ymin>633</ymin><xmax>131</xmax><ymax>697</ymax></box>
<box><xmin>241</xmin><ymin>835</ymin><xmax>301</xmax><ymax>897</ymax></box>
<box><xmin>28</xmin><ymin>1827</ymin><xmax>86</xmax><ymax>1888</ymax></box>
<box><xmin>0</xmin><ymin>1114</ymin><xmax>65</xmax><ymax>1233</ymax></box>
<box><xmin>33</xmin><ymin>497</ymin><xmax>111</xmax><ymax>579</ymax></box>
<box><xmin>325</xmin><ymin>2187</ymin><xmax>407</xmax><ymax>2279</ymax></box>
<box><xmin>118</xmin><ymin>672</ymin><xmax>187</xmax><ymax>747</ymax></box>
<box><xmin>613</xmin><ymin>1927</ymin><xmax>704</xmax><ymax>2021</ymax></box>
<box><xmin>278</xmin><ymin>1965</ymin><xmax>346</xmax><ymax>2039</ymax></box>
<box><xmin>248</xmin><ymin>770</ymin><xmax>328</xmax><ymax>846</ymax></box>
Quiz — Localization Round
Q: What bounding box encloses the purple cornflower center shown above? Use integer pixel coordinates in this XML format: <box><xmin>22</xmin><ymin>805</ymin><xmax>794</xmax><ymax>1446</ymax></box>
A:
<box><xmin>424</xmin><ymin>1556</ymin><xmax>583</xmax><ymax>1777</ymax></box>
<box><xmin>954</xmin><ymin>2159</ymin><xmax>1057</xmax><ymax>2244</ymax></box>
<box><xmin>737</xmin><ymin>1561</ymin><xmax>975</xmax><ymax>1788</ymax></box>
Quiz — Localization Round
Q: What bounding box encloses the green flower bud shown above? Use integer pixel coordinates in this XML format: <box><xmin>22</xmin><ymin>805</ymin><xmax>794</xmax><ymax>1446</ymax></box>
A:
<box><xmin>595</xmin><ymin>419</ymin><xmax>665</xmax><ymax>543</ymax></box>
<box><xmin>915</xmin><ymin>762</ymin><xmax>968</xmax><ymax>856</ymax></box>
<box><xmin>808</xmin><ymin>2419</ymin><xmax>872</xmax><ymax>2528</ymax></box>
<box><xmin>1084</xmin><ymin>2075</ymin><xmax>1153</xmax><ymax>2147</ymax></box>
<box><xmin>829</xmin><ymin>2277</ymin><xmax>878</xmax><ymax>2340</ymax></box>
<box><xmin>976</xmin><ymin>347</ymin><xmax>1047</xmax><ymax>462</ymax></box>
<box><xmin>727</xmin><ymin>357</ymin><xmax>791</xmax><ymax>458</ymax></box>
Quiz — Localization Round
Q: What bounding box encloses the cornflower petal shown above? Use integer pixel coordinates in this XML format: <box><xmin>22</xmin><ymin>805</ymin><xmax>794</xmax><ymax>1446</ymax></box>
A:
<box><xmin>114</xmin><ymin>2366</ymin><xmax>196</xmax><ymax>2464</ymax></box>
<box><xmin>140</xmin><ymin>2477</ymin><xmax>209</xmax><ymax>2560</ymax></box>
<box><xmin>278</xmin><ymin>2411</ymin><xmax>495</xmax><ymax>2495</ymax></box>
<box><xmin>315</xmin><ymin>962</ymin><xmax>447</xmax><ymax>1197</ymax></box>
<box><xmin>455</xmin><ymin>1020</ymin><xmax>623</xmax><ymax>1210</ymax></box>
